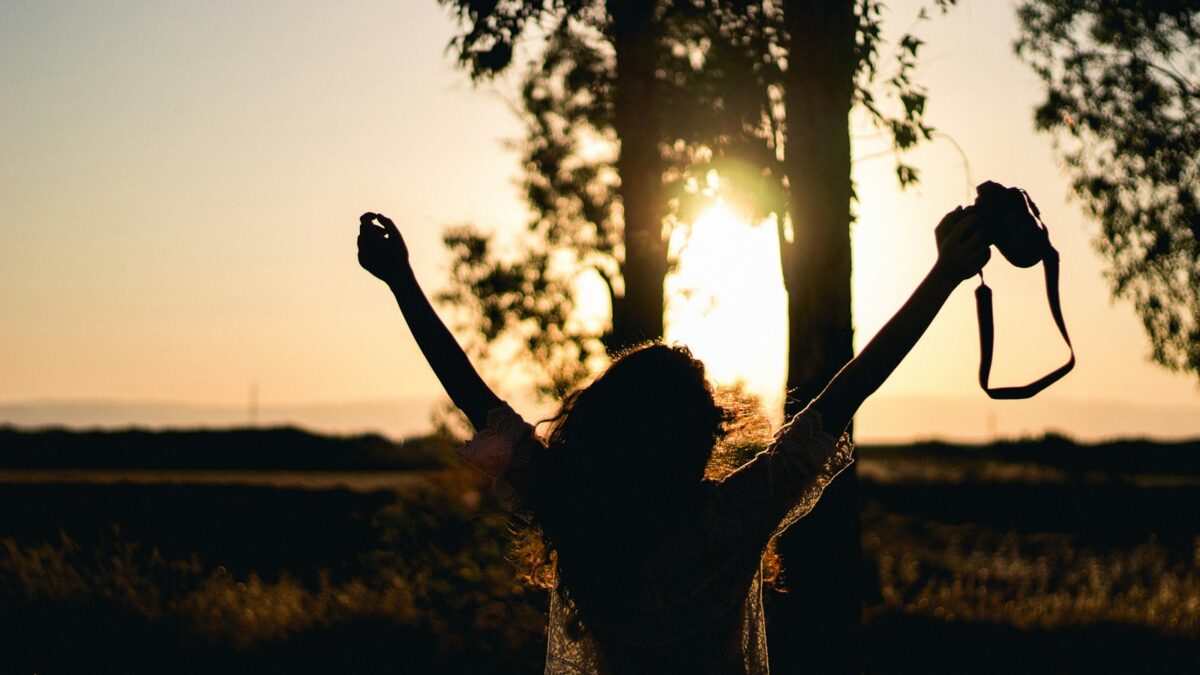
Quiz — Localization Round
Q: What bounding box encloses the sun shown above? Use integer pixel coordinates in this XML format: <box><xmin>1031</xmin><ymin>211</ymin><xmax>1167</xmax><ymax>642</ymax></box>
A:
<box><xmin>665</xmin><ymin>202</ymin><xmax>789</xmax><ymax>423</ymax></box>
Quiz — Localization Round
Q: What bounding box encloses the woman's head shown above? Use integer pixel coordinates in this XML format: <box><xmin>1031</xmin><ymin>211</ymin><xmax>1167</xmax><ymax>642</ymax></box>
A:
<box><xmin>541</xmin><ymin>342</ymin><xmax>725</xmax><ymax>499</ymax></box>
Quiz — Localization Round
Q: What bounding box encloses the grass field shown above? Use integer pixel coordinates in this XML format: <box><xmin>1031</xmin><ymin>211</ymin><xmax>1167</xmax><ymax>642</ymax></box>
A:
<box><xmin>1</xmin><ymin>430</ymin><xmax>1198</xmax><ymax>673</ymax></box>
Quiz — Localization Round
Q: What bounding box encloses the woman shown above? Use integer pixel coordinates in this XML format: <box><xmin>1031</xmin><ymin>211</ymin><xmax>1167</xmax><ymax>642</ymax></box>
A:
<box><xmin>357</xmin><ymin>206</ymin><xmax>989</xmax><ymax>674</ymax></box>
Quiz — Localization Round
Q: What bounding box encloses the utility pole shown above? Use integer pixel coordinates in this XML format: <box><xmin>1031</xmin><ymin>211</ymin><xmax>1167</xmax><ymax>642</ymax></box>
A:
<box><xmin>248</xmin><ymin>381</ymin><xmax>258</xmax><ymax>427</ymax></box>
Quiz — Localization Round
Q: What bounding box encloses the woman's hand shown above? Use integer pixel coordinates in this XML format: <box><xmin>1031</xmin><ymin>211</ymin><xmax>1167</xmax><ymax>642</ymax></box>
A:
<box><xmin>357</xmin><ymin>211</ymin><xmax>501</xmax><ymax>429</ymax></box>
<box><xmin>358</xmin><ymin>212</ymin><xmax>409</xmax><ymax>285</ymax></box>
<box><xmin>933</xmin><ymin>206</ymin><xmax>991</xmax><ymax>282</ymax></box>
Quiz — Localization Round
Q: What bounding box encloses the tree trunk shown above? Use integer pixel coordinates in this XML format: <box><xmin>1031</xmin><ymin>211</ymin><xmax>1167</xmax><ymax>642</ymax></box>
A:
<box><xmin>608</xmin><ymin>0</ymin><xmax>667</xmax><ymax>350</ymax></box>
<box><xmin>770</xmin><ymin>1</ymin><xmax>862</xmax><ymax>672</ymax></box>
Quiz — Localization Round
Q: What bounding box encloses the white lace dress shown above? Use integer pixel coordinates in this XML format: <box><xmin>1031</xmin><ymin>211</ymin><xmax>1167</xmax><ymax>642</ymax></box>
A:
<box><xmin>457</xmin><ymin>403</ymin><xmax>854</xmax><ymax>675</ymax></box>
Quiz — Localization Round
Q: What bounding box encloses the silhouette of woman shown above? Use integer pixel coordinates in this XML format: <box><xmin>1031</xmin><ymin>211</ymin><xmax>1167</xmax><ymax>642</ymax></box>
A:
<box><xmin>358</xmin><ymin>207</ymin><xmax>989</xmax><ymax>674</ymax></box>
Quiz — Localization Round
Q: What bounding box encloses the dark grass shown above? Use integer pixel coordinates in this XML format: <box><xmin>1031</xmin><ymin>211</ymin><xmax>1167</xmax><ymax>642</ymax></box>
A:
<box><xmin>0</xmin><ymin>482</ymin><xmax>391</xmax><ymax>582</ymax></box>
<box><xmin>863</xmin><ymin>615</ymin><xmax>1200</xmax><ymax>673</ymax></box>
<box><xmin>1</xmin><ymin>432</ymin><xmax>1198</xmax><ymax>673</ymax></box>
<box><xmin>863</xmin><ymin>481</ymin><xmax>1200</xmax><ymax>550</ymax></box>
<box><xmin>0</xmin><ymin>471</ymin><xmax>549</xmax><ymax>674</ymax></box>
<box><xmin>1</xmin><ymin>601</ymin><xmax>527</xmax><ymax>675</ymax></box>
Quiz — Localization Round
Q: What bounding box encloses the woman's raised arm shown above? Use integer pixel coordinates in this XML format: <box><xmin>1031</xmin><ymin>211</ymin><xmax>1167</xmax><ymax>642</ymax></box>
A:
<box><xmin>808</xmin><ymin>207</ymin><xmax>990</xmax><ymax>435</ymax></box>
<box><xmin>358</xmin><ymin>212</ymin><xmax>502</xmax><ymax>430</ymax></box>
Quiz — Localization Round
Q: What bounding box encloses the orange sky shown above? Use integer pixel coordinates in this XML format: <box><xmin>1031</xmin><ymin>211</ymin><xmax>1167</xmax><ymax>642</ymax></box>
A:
<box><xmin>2</xmin><ymin>1</ymin><xmax>1198</xmax><ymax>441</ymax></box>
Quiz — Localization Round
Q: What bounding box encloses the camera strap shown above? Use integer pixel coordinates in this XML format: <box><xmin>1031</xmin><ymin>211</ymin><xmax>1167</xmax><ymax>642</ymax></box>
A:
<box><xmin>974</xmin><ymin>246</ymin><xmax>1076</xmax><ymax>399</ymax></box>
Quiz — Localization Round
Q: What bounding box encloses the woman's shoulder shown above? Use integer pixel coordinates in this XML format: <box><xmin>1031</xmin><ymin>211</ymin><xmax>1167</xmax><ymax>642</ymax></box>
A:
<box><xmin>455</xmin><ymin>402</ymin><xmax>542</xmax><ymax>479</ymax></box>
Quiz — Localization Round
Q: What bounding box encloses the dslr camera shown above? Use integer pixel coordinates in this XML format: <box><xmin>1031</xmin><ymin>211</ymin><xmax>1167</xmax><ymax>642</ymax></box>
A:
<box><xmin>971</xmin><ymin>180</ymin><xmax>1051</xmax><ymax>269</ymax></box>
<box><xmin>966</xmin><ymin>181</ymin><xmax>1074</xmax><ymax>400</ymax></box>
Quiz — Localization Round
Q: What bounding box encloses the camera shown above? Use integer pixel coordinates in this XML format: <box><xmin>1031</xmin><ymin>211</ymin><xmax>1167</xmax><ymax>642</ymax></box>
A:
<box><xmin>972</xmin><ymin>180</ymin><xmax>1051</xmax><ymax>268</ymax></box>
<box><xmin>968</xmin><ymin>181</ymin><xmax>1075</xmax><ymax>400</ymax></box>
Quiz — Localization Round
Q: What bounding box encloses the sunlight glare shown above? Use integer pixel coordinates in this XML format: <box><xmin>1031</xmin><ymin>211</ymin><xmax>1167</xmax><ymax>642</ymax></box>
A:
<box><xmin>665</xmin><ymin>203</ymin><xmax>788</xmax><ymax>424</ymax></box>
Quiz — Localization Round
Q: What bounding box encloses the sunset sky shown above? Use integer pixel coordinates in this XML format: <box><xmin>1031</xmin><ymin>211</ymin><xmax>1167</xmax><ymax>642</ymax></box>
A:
<box><xmin>3</xmin><ymin>0</ymin><xmax>1199</xmax><ymax>442</ymax></box>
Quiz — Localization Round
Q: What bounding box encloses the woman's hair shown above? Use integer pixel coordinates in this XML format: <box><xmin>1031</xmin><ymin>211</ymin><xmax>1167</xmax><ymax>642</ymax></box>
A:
<box><xmin>513</xmin><ymin>342</ymin><xmax>734</xmax><ymax>637</ymax></box>
<box><xmin>540</xmin><ymin>342</ymin><xmax>726</xmax><ymax>498</ymax></box>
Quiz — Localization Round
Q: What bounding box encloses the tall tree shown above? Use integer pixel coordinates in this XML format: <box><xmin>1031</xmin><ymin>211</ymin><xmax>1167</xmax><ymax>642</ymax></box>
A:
<box><xmin>769</xmin><ymin>4</ymin><xmax>862</xmax><ymax>670</ymax></box>
<box><xmin>768</xmin><ymin>3</ymin><xmax>954</xmax><ymax>669</ymax></box>
<box><xmin>437</xmin><ymin>1</ymin><xmax>949</xmax><ymax>670</ymax></box>
<box><xmin>439</xmin><ymin>0</ymin><xmax>940</xmax><ymax>391</ymax></box>
<box><xmin>440</xmin><ymin>0</ymin><xmax>672</xmax><ymax>357</ymax></box>
<box><xmin>439</xmin><ymin>1</ymin><xmax>796</xmax><ymax>394</ymax></box>
<box><xmin>1016</xmin><ymin>1</ymin><xmax>1200</xmax><ymax>379</ymax></box>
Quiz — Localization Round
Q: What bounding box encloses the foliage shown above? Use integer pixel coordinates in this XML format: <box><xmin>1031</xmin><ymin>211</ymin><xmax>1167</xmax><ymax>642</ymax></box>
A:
<box><xmin>0</xmin><ymin>424</ymin><xmax>451</xmax><ymax>471</ymax></box>
<box><xmin>1016</xmin><ymin>1</ymin><xmax>1200</xmax><ymax>378</ymax></box>
<box><xmin>0</xmin><ymin>470</ymin><xmax>547</xmax><ymax>671</ymax></box>
<box><xmin>436</xmin><ymin>0</ymin><xmax>954</xmax><ymax>396</ymax></box>
<box><xmin>866</xmin><ymin>511</ymin><xmax>1200</xmax><ymax>638</ymax></box>
<box><xmin>4</xmin><ymin>446</ymin><xmax>1200</xmax><ymax>671</ymax></box>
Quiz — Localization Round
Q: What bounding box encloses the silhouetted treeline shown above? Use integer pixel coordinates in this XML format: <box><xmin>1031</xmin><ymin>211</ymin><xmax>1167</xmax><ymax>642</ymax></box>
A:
<box><xmin>866</xmin><ymin>433</ymin><xmax>1200</xmax><ymax>479</ymax></box>
<box><xmin>0</xmin><ymin>425</ymin><xmax>452</xmax><ymax>471</ymax></box>
<box><xmin>4</xmin><ymin>424</ymin><xmax>1198</xmax><ymax>476</ymax></box>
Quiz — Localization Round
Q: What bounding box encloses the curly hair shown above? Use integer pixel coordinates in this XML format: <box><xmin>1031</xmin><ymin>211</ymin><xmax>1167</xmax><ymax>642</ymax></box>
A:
<box><xmin>508</xmin><ymin>342</ymin><xmax>782</xmax><ymax>638</ymax></box>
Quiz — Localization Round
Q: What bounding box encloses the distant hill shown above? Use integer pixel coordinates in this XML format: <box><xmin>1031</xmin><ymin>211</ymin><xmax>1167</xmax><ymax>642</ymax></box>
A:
<box><xmin>2</xmin><ymin>423</ymin><xmax>1198</xmax><ymax>477</ymax></box>
<box><xmin>0</xmin><ymin>425</ymin><xmax>454</xmax><ymax>471</ymax></box>
<box><xmin>861</xmin><ymin>434</ymin><xmax>1200</xmax><ymax>479</ymax></box>
<box><xmin>4</xmin><ymin>393</ymin><xmax>1200</xmax><ymax>443</ymax></box>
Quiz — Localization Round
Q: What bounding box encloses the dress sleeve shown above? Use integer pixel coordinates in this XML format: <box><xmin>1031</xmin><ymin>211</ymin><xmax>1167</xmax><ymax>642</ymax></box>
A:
<box><xmin>715</xmin><ymin>405</ymin><xmax>855</xmax><ymax>542</ymax></box>
<box><xmin>455</xmin><ymin>402</ymin><xmax>541</xmax><ymax>519</ymax></box>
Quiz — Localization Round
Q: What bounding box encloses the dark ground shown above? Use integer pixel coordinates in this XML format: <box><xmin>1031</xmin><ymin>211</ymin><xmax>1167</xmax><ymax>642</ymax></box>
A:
<box><xmin>0</xmin><ymin>429</ymin><xmax>1197</xmax><ymax>673</ymax></box>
